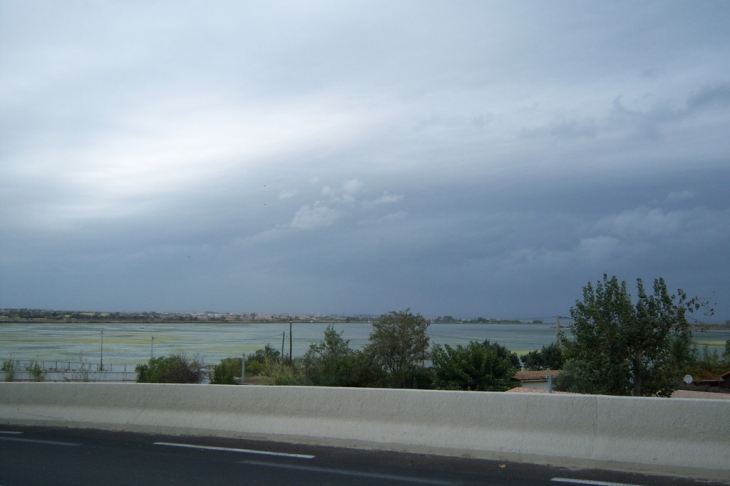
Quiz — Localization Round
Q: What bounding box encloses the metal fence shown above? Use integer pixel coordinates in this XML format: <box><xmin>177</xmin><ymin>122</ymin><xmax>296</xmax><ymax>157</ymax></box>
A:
<box><xmin>2</xmin><ymin>359</ymin><xmax>138</xmax><ymax>382</ymax></box>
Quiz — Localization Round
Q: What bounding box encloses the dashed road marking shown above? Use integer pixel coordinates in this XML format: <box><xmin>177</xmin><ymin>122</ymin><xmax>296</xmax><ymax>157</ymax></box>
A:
<box><xmin>241</xmin><ymin>460</ymin><xmax>461</xmax><ymax>485</ymax></box>
<box><xmin>0</xmin><ymin>431</ymin><xmax>23</xmax><ymax>435</ymax></box>
<box><xmin>0</xmin><ymin>437</ymin><xmax>80</xmax><ymax>446</ymax></box>
<box><xmin>154</xmin><ymin>441</ymin><xmax>315</xmax><ymax>459</ymax></box>
<box><xmin>552</xmin><ymin>478</ymin><xmax>643</xmax><ymax>486</ymax></box>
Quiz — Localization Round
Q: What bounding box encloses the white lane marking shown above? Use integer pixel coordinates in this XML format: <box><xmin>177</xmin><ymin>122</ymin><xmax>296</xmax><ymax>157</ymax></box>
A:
<box><xmin>0</xmin><ymin>437</ymin><xmax>80</xmax><ymax>446</ymax></box>
<box><xmin>154</xmin><ymin>442</ymin><xmax>315</xmax><ymax>459</ymax></box>
<box><xmin>552</xmin><ymin>478</ymin><xmax>643</xmax><ymax>486</ymax></box>
<box><xmin>241</xmin><ymin>460</ymin><xmax>461</xmax><ymax>485</ymax></box>
<box><xmin>0</xmin><ymin>431</ymin><xmax>23</xmax><ymax>435</ymax></box>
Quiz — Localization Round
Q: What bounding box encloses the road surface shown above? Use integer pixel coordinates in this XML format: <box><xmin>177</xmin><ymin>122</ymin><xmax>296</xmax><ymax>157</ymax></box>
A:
<box><xmin>0</xmin><ymin>425</ymin><xmax>724</xmax><ymax>486</ymax></box>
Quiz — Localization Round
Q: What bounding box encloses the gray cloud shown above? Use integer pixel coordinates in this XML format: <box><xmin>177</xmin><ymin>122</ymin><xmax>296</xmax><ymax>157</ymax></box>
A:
<box><xmin>1</xmin><ymin>1</ymin><xmax>729</xmax><ymax>320</ymax></box>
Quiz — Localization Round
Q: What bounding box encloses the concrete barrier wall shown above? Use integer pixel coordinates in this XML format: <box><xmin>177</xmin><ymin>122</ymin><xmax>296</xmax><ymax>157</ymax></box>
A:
<box><xmin>1</xmin><ymin>383</ymin><xmax>727</xmax><ymax>479</ymax></box>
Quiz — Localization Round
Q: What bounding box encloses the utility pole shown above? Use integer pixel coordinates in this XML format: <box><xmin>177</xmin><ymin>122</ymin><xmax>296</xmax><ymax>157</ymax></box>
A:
<box><xmin>151</xmin><ymin>336</ymin><xmax>155</xmax><ymax>359</ymax></box>
<box><xmin>289</xmin><ymin>317</ymin><xmax>293</xmax><ymax>366</ymax></box>
<box><xmin>281</xmin><ymin>332</ymin><xmax>285</xmax><ymax>360</ymax></box>
<box><xmin>555</xmin><ymin>316</ymin><xmax>561</xmax><ymax>348</ymax></box>
<box><xmin>100</xmin><ymin>331</ymin><xmax>104</xmax><ymax>371</ymax></box>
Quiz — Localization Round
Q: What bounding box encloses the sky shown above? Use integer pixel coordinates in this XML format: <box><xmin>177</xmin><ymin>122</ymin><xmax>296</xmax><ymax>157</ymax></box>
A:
<box><xmin>1</xmin><ymin>1</ymin><xmax>729</xmax><ymax>321</ymax></box>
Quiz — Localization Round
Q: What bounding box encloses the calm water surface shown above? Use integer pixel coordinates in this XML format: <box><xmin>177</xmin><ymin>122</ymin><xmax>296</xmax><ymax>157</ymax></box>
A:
<box><xmin>1</xmin><ymin>322</ymin><xmax>727</xmax><ymax>366</ymax></box>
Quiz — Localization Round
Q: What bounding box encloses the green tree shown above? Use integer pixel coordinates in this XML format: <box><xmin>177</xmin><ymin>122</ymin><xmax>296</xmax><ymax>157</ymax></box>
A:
<box><xmin>558</xmin><ymin>275</ymin><xmax>704</xmax><ymax>397</ymax></box>
<box><xmin>136</xmin><ymin>354</ymin><xmax>204</xmax><ymax>383</ymax></box>
<box><xmin>210</xmin><ymin>357</ymin><xmax>242</xmax><ymax>385</ymax></box>
<box><xmin>521</xmin><ymin>343</ymin><xmax>564</xmax><ymax>371</ymax></box>
<box><xmin>304</xmin><ymin>325</ymin><xmax>356</xmax><ymax>386</ymax></box>
<box><xmin>432</xmin><ymin>340</ymin><xmax>519</xmax><ymax>391</ymax></box>
<box><xmin>304</xmin><ymin>325</ymin><xmax>388</xmax><ymax>387</ymax></box>
<box><xmin>365</xmin><ymin>309</ymin><xmax>430</xmax><ymax>388</ymax></box>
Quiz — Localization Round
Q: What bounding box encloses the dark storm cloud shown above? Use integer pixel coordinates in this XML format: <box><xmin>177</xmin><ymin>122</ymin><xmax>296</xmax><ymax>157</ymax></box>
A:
<box><xmin>1</xmin><ymin>1</ymin><xmax>729</xmax><ymax>320</ymax></box>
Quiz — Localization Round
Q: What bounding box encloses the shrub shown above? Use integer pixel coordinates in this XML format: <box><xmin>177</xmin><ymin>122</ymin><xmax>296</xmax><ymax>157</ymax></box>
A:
<box><xmin>210</xmin><ymin>357</ymin><xmax>242</xmax><ymax>385</ymax></box>
<box><xmin>263</xmin><ymin>358</ymin><xmax>309</xmax><ymax>386</ymax></box>
<box><xmin>432</xmin><ymin>340</ymin><xmax>519</xmax><ymax>391</ymax></box>
<box><xmin>2</xmin><ymin>360</ymin><xmax>15</xmax><ymax>382</ymax></box>
<box><xmin>136</xmin><ymin>354</ymin><xmax>204</xmax><ymax>383</ymax></box>
<box><xmin>27</xmin><ymin>360</ymin><xmax>45</xmax><ymax>382</ymax></box>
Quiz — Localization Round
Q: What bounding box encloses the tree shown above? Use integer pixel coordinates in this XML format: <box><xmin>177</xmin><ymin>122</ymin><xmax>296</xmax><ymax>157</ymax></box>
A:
<box><xmin>558</xmin><ymin>275</ymin><xmax>705</xmax><ymax>397</ymax></box>
<box><xmin>432</xmin><ymin>340</ymin><xmax>519</xmax><ymax>391</ymax></box>
<box><xmin>521</xmin><ymin>343</ymin><xmax>564</xmax><ymax>371</ymax></box>
<box><xmin>304</xmin><ymin>325</ymin><xmax>358</xmax><ymax>386</ymax></box>
<box><xmin>365</xmin><ymin>309</ymin><xmax>430</xmax><ymax>388</ymax></box>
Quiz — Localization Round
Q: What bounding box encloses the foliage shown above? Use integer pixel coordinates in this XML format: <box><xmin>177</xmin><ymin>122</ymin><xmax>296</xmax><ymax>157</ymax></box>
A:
<box><xmin>432</xmin><ymin>340</ymin><xmax>519</xmax><ymax>391</ymax></box>
<box><xmin>521</xmin><ymin>343</ymin><xmax>564</xmax><ymax>371</ymax></box>
<box><xmin>2</xmin><ymin>360</ymin><xmax>15</xmax><ymax>382</ymax></box>
<box><xmin>242</xmin><ymin>344</ymin><xmax>282</xmax><ymax>377</ymax></box>
<box><xmin>559</xmin><ymin>275</ymin><xmax>706</xmax><ymax>397</ymax></box>
<box><xmin>365</xmin><ymin>309</ymin><xmax>430</xmax><ymax>388</ymax></box>
<box><xmin>27</xmin><ymin>360</ymin><xmax>45</xmax><ymax>382</ymax></box>
<box><xmin>210</xmin><ymin>357</ymin><xmax>242</xmax><ymax>385</ymax></box>
<box><xmin>136</xmin><ymin>354</ymin><xmax>204</xmax><ymax>383</ymax></box>
<box><xmin>247</xmin><ymin>344</ymin><xmax>281</xmax><ymax>365</ymax></box>
<box><xmin>304</xmin><ymin>325</ymin><xmax>355</xmax><ymax>386</ymax></box>
<box><xmin>304</xmin><ymin>325</ymin><xmax>386</xmax><ymax>387</ymax></box>
<box><xmin>553</xmin><ymin>359</ymin><xmax>604</xmax><ymax>394</ymax></box>
<box><xmin>686</xmin><ymin>343</ymin><xmax>730</xmax><ymax>380</ymax></box>
<box><xmin>263</xmin><ymin>358</ymin><xmax>309</xmax><ymax>386</ymax></box>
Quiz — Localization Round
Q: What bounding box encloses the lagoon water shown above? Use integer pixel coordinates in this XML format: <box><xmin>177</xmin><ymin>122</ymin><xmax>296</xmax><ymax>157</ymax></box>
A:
<box><xmin>1</xmin><ymin>322</ymin><xmax>728</xmax><ymax>367</ymax></box>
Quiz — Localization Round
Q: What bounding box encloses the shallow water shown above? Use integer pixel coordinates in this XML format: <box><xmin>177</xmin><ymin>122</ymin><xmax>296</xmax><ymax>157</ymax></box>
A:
<box><xmin>1</xmin><ymin>322</ymin><xmax>726</xmax><ymax>366</ymax></box>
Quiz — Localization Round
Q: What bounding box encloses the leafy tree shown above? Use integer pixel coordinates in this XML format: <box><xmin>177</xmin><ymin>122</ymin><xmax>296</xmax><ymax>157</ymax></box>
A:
<box><xmin>522</xmin><ymin>343</ymin><xmax>564</xmax><ymax>371</ymax></box>
<box><xmin>136</xmin><ymin>354</ymin><xmax>204</xmax><ymax>383</ymax></box>
<box><xmin>432</xmin><ymin>340</ymin><xmax>519</xmax><ymax>391</ymax></box>
<box><xmin>553</xmin><ymin>359</ymin><xmax>604</xmax><ymax>394</ymax></box>
<box><xmin>304</xmin><ymin>325</ymin><xmax>386</xmax><ymax>387</ymax></box>
<box><xmin>210</xmin><ymin>357</ymin><xmax>242</xmax><ymax>385</ymax></box>
<box><xmin>304</xmin><ymin>325</ymin><xmax>355</xmax><ymax>386</ymax></box>
<box><xmin>558</xmin><ymin>275</ymin><xmax>705</xmax><ymax>397</ymax></box>
<box><xmin>365</xmin><ymin>309</ymin><xmax>430</xmax><ymax>388</ymax></box>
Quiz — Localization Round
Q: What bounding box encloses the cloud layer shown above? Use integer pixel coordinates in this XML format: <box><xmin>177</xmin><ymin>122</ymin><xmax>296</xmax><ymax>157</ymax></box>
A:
<box><xmin>1</xmin><ymin>1</ymin><xmax>729</xmax><ymax>320</ymax></box>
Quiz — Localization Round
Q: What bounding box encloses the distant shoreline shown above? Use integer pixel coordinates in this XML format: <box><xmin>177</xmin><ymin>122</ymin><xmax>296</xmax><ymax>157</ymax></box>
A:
<box><xmin>1</xmin><ymin>319</ymin><xmax>728</xmax><ymax>329</ymax></box>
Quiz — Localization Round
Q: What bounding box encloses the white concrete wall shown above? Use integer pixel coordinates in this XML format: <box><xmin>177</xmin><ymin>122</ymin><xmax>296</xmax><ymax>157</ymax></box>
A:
<box><xmin>1</xmin><ymin>383</ymin><xmax>727</xmax><ymax>479</ymax></box>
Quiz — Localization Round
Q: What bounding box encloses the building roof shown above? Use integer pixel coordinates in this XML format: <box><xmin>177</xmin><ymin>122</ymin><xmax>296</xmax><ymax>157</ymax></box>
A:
<box><xmin>512</xmin><ymin>370</ymin><xmax>562</xmax><ymax>382</ymax></box>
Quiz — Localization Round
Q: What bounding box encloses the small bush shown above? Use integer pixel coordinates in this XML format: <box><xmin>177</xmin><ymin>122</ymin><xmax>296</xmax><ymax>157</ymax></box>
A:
<box><xmin>211</xmin><ymin>357</ymin><xmax>242</xmax><ymax>385</ymax></box>
<box><xmin>27</xmin><ymin>360</ymin><xmax>45</xmax><ymax>382</ymax></box>
<box><xmin>263</xmin><ymin>358</ymin><xmax>309</xmax><ymax>386</ymax></box>
<box><xmin>2</xmin><ymin>360</ymin><xmax>15</xmax><ymax>382</ymax></box>
<box><xmin>136</xmin><ymin>354</ymin><xmax>204</xmax><ymax>383</ymax></box>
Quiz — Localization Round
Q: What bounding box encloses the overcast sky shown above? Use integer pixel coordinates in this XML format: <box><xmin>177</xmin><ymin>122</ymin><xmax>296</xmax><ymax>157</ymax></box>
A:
<box><xmin>1</xmin><ymin>1</ymin><xmax>729</xmax><ymax>321</ymax></box>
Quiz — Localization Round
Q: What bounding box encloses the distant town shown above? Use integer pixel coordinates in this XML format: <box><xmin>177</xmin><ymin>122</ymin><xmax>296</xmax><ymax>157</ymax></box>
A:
<box><xmin>2</xmin><ymin>308</ymin><xmax>726</xmax><ymax>328</ymax></box>
<box><xmin>0</xmin><ymin>308</ymin><xmax>544</xmax><ymax>325</ymax></box>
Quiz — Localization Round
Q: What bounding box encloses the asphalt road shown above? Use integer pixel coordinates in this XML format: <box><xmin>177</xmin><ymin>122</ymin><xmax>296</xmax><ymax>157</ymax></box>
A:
<box><xmin>0</xmin><ymin>425</ymin><xmax>724</xmax><ymax>486</ymax></box>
